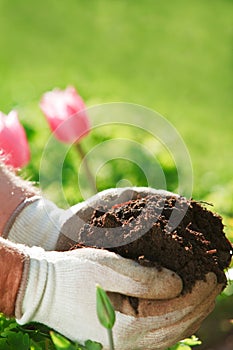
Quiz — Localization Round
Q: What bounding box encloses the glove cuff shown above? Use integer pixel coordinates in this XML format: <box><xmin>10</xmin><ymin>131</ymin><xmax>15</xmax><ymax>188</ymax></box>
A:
<box><xmin>15</xmin><ymin>256</ymin><xmax>30</xmax><ymax>319</ymax></box>
<box><xmin>2</xmin><ymin>196</ymin><xmax>41</xmax><ymax>238</ymax></box>
<box><xmin>4</xmin><ymin>196</ymin><xmax>66</xmax><ymax>250</ymax></box>
<box><xmin>15</xmin><ymin>246</ymin><xmax>49</xmax><ymax>321</ymax></box>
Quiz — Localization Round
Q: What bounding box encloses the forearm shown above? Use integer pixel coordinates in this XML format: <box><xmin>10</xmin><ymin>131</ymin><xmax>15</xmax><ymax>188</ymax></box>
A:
<box><xmin>0</xmin><ymin>163</ymin><xmax>38</xmax><ymax>235</ymax></box>
<box><xmin>0</xmin><ymin>238</ymin><xmax>27</xmax><ymax>316</ymax></box>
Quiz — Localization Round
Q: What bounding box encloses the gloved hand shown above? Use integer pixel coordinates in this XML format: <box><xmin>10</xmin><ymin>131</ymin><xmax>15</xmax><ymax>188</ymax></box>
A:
<box><xmin>108</xmin><ymin>272</ymin><xmax>223</xmax><ymax>349</ymax></box>
<box><xmin>4</xmin><ymin>187</ymin><xmax>177</xmax><ymax>250</ymax></box>
<box><xmin>0</xmin><ymin>238</ymin><xmax>184</xmax><ymax>350</ymax></box>
<box><xmin>2</xmin><ymin>187</ymin><xmax>226</xmax><ymax>349</ymax></box>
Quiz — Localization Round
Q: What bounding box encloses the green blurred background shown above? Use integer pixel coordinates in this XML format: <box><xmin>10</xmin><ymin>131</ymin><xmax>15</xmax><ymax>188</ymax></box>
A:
<box><xmin>0</xmin><ymin>0</ymin><xmax>232</xmax><ymax>348</ymax></box>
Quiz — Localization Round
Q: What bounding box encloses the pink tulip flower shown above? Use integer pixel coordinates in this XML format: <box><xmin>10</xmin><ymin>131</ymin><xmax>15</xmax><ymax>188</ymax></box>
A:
<box><xmin>0</xmin><ymin>110</ymin><xmax>30</xmax><ymax>168</ymax></box>
<box><xmin>40</xmin><ymin>86</ymin><xmax>90</xmax><ymax>144</ymax></box>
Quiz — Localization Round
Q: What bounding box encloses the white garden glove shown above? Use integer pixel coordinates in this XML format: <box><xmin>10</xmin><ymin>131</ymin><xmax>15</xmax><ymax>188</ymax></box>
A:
<box><xmin>4</xmin><ymin>238</ymin><xmax>221</xmax><ymax>350</ymax></box>
<box><xmin>0</xmin><ymin>239</ymin><xmax>187</xmax><ymax>350</ymax></box>
<box><xmin>4</xmin><ymin>187</ymin><xmax>177</xmax><ymax>250</ymax></box>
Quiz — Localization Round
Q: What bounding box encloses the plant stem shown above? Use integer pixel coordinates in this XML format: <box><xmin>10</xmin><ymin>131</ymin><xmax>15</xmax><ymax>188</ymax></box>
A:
<box><xmin>107</xmin><ymin>329</ymin><xmax>115</xmax><ymax>350</ymax></box>
<box><xmin>75</xmin><ymin>142</ymin><xmax>96</xmax><ymax>195</ymax></box>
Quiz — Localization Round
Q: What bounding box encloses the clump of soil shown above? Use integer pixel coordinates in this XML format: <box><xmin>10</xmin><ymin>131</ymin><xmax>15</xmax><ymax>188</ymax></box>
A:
<box><xmin>73</xmin><ymin>193</ymin><xmax>232</xmax><ymax>293</ymax></box>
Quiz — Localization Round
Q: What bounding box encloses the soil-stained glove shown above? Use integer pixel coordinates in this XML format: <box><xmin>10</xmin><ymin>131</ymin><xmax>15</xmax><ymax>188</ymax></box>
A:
<box><xmin>0</xmin><ymin>239</ymin><xmax>187</xmax><ymax>350</ymax></box>
<box><xmin>4</xmin><ymin>187</ymin><xmax>176</xmax><ymax>250</ymax></box>
<box><xmin>108</xmin><ymin>272</ymin><xmax>223</xmax><ymax>349</ymax></box>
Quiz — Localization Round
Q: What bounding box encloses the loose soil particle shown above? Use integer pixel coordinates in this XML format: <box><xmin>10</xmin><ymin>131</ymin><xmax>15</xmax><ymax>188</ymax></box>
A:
<box><xmin>73</xmin><ymin>194</ymin><xmax>232</xmax><ymax>293</ymax></box>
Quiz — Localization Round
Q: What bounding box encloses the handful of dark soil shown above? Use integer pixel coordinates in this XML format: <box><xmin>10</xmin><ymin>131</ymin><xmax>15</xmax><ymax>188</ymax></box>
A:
<box><xmin>73</xmin><ymin>193</ymin><xmax>232</xmax><ymax>293</ymax></box>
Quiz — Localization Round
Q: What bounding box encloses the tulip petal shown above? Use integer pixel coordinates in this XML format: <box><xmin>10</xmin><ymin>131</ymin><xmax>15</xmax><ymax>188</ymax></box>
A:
<box><xmin>0</xmin><ymin>111</ymin><xmax>30</xmax><ymax>168</ymax></box>
<box><xmin>40</xmin><ymin>86</ymin><xmax>90</xmax><ymax>144</ymax></box>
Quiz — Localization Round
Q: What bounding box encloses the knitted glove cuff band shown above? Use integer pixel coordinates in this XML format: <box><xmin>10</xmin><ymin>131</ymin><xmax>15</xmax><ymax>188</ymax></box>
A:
<box><xmin>4</xmin><ymin>196</ymin><xmax>64</xmax><ymax>250</ymax></box>
<box><xmin>15</xmin><ymin>256</ymin><xmax>30</xmax><ymax>319</ymax></box>
<box><xmin>2</xmin><ymin>196</ymin><xmax>41</xmax><ymax>239</ymax></box>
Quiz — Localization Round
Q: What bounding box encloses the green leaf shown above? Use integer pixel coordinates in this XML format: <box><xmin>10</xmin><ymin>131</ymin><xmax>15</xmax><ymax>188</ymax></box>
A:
<box><xmin>0</xmin><ymin>314</ymin><xmax>17</xmax><ymax>333</ymax></box>
<box><xmin>6</xmin><ymin>331</ymin><xmax>30</xmax><ymax>350</ymax></box>
<box><xmin>29</xmin><ymin>339</ymin><xmax>44</xmax><ymax>350</ymax></box>
<box><xmin>181</xmin><ymin>336</ymin><xmax>202</xmax><ymax>346</ymax></box>
<box><xmin>84</xmin><ymin>340</ymin><xmax>103</xmax><ymax>350</ymax></box>
<box><xmin>167</xmin><ymin>344</ymin><xmax>191</xmax><ymax>350</ymax></box>
<box><xmin>0</xmin><ymin>338</ymin><xmax>8</xmax><ymax>350</ymax></box>
<box><xmin>50</xmin><ymin>332</ymin><xmax>78</xmax><ymax>350</ymax></box>
<box><xmin>167</xmin><ymin>336</ymin><xmax>202</xmax><ymax>349</ymax></box>
<box><xmin>96</xmin><ymin>285</ymin><xmax>115</xmax><ymax>329</ymax></box>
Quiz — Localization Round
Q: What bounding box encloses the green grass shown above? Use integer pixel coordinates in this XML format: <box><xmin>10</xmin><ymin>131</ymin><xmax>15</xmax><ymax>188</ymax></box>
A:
<box><xmin>0</xmin><ymin>0</ymin><xmax>232</xmax><ymax>222</ymax></box>
<box><xmin>0</xmin><ymin>0</ymin><xmax>232</xmax><ymax>203</ymax></box>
